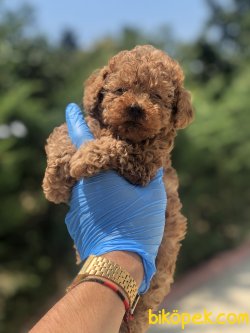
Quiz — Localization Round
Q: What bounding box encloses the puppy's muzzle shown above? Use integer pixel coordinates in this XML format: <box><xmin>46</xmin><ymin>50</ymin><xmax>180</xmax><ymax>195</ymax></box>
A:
<box><xmin>126</xmin><ymin>105</ymin><xmax>145</xmax><ymax>120</ymax></box>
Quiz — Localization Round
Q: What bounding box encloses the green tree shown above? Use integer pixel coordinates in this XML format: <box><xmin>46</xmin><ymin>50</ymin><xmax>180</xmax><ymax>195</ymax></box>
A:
<box><xmin>0</xmin><ymin>5</ymin><xmax>79</xmax><ymax>332</ymax></box>
<box><xmin>176</xmin><ymin>0</ymin><xmax>250</xmax><ymax>271</ymax></box>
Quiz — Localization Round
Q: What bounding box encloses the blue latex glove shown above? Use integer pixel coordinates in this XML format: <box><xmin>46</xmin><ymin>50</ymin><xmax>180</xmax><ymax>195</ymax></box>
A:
<box><xmin>65</xmin><ymin>103</ymin><xmax>167</xmax><ymax>293</ymax></box>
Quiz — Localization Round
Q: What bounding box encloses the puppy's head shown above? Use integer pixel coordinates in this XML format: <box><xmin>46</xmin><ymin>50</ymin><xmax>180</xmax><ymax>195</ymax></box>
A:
<box><xmin>83</xmin><ymin>45</ymin><xmax>193</xmax><ymax>142</ymax></box>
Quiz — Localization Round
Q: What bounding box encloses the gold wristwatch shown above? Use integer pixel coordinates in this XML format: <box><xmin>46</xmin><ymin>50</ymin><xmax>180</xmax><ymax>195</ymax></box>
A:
<box><xmin>66</xmin><ymin>255</ymin><xmax>140</xmax><ymax>313</ymax></box>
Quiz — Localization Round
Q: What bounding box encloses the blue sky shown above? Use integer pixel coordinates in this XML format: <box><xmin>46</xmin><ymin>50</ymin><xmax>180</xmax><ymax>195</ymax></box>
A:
<box><xmin>6</xmin><ymin>0</ymin><xmax>209</xmax><ymax>47</ymax></box>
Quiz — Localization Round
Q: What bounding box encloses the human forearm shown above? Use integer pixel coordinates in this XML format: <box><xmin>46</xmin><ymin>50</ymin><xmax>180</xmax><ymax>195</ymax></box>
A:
<box><xmin>30</xmin><ymin>251</ymin><xmax>143</xmax><ymax>333</ymax></box>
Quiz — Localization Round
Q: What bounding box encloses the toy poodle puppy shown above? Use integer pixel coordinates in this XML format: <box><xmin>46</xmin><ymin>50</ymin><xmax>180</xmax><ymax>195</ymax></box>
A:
<box><xmin>42</xmin><ymin>45</ymin><xmax>193</xmax><ymax>333</ymax></box>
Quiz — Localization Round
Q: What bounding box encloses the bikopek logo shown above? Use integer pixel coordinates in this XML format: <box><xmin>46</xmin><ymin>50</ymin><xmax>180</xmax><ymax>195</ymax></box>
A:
<box><xmin>148</xmin><ymin>309</ymin><xmax>249</xmax><ymax>330</ymax></box>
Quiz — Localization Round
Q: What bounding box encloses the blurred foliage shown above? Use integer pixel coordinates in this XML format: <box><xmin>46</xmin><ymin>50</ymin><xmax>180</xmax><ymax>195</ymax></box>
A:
<box><xmin>176</xmin><ymin>0</ymin><xmax>250</xmax><ymax>270</ymax></box>
<box><xmin>0</xmin><ymin>0</ymin><xmax>249</xmax><ymax>332</ymax></box>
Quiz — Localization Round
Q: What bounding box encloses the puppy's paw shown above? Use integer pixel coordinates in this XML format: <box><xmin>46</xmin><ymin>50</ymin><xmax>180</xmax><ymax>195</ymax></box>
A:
<box><xmin>128</xmin><ymin>174</ymin><xmax>151</xmax><ymax>186</ymax></box>
<box><xmin>69</xmin><ymin>151</ymin><xmax>98</xmax><ymax>179</ymax></box>
<box><xmin>119</xmin><ymin>164</ymin><xmax>156</xmax><ymax>186</ymax></box>
<box><xmin>69</xmin><ymin>146</ymin><xmax>110</xmax><ymax>179</ymax></box>
<box><xmin>70</xmin><ymin>163</ymin><xmax>100</xmax><ymax>179</ymax></box>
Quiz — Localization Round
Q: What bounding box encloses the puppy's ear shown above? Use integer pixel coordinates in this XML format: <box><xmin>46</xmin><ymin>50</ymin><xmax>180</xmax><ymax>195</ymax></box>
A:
<box><xmin>174</xmin><ymin>87</ymin><xmax>194</xmax><ymax>129</ymax></box>
<box><xmin>83</xmin><ymin>66</ymin><xmax>109</xmax><ymax>117</ymax></box>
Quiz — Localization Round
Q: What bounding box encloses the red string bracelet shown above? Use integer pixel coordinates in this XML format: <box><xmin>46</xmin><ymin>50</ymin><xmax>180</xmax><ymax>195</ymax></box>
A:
<box><xmin>84</xmin><ymin>277</ymin><xmax>134</xmax><ymax>332</ymax></box>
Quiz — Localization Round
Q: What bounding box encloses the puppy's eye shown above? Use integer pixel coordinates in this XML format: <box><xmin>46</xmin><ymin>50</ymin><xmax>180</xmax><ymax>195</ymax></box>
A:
<box><xmin>151</xmin><ymin>93</ymin><xmax>162</xmax><ymax>100</ymax></box>
<box><xmin>114</xmin><ymin>88</ymin><xmax>127</xmax><ymax>95</ymax></box>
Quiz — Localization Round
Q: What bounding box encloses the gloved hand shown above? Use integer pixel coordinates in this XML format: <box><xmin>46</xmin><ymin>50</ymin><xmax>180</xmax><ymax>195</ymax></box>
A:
<box><xmin>65</xmin><ymin>103</ymin><xmax>167</xmax><ymax>293</ymax></box>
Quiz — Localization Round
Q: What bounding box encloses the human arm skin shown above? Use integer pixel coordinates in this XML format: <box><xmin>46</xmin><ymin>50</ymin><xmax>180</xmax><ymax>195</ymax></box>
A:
<box><xmin>29</xmin><ymin>251</ymin><xmax>143</xmax><ymax>333</ymax></box>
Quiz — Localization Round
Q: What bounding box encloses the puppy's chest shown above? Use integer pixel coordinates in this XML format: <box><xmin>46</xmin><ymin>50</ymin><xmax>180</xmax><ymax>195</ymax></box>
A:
<box><xmin>86</xmin><ymin>117</ymin><xmax>164</xmax><ymax>169</ymax></box>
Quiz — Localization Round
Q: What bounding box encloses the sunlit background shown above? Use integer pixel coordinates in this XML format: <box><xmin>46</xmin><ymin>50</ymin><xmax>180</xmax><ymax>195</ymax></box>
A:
<box><xmin>0</xmin><ymin>0</ymin><xmax>249</xmax><ymax>332</ymax></box>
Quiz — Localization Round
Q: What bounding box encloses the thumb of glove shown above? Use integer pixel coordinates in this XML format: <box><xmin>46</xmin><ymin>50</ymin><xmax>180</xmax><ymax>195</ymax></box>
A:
<box><xmin>65</xmin><ymin>103</ymin><xmax>94</xmax><ymax>148</ymax></box>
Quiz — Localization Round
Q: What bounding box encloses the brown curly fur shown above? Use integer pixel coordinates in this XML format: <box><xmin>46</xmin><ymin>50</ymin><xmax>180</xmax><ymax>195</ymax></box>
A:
<box><xmin>42</xmin><ymin>45</ymin><xmax>193</xmax><ymax>333</ymax></box>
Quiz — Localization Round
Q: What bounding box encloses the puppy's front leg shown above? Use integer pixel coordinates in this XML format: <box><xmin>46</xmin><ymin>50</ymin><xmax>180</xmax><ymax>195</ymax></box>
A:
<box><xmin>69</xmin><ymin>137</ymin><xmax>128</xmax><ymax>179</ymax></box>
<box><xmin>119</xmin><ymin>151</ymin><xmax>162</xmax><ymax>186</ymax></box>
<box><xmin>42</xmin><ymin>123</ymin><xmax>77</xmax><ymax>203</ymax></box>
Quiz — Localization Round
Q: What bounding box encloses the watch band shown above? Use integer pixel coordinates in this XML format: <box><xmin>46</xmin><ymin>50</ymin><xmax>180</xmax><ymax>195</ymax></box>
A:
<box><xmin>66</xmin><ymin>254</ymin><xmax>140</xmax><ymax>311</ymax></box>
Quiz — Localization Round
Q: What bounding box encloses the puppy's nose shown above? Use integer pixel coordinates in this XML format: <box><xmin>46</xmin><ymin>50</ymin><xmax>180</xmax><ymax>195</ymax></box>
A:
<box><xmin>127</xmin><ymin>105</ymin><xmax>144</xmax><ymax>119</ymax></box>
